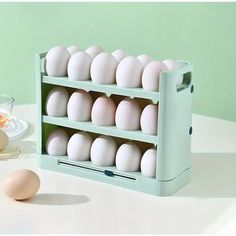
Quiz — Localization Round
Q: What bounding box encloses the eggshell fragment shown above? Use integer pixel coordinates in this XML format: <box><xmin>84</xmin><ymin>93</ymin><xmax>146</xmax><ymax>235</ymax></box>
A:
<box><xmin>116</xmin><ymin>56</ymin><xmax>143</xmax><ymax>88</ymax></box>
<box><xmin>115</xmin><ymin>98</ymin><xmax>141</xmax><ymax>130</ymax></box>
<box><xmin>68</xmin><ymin>52</ymin><xmax>92</xmax><ymax>81</ymax></box>
<box><xmin>67</xmin><ymin>132</ymin><xmax>92</xmax><ymax>161</ymax></box>
<box><xmin>85</xmin><ymin>45</ymin><xmax>104</xmax><ymax>59</ymax></box>
<box><xmin>163</xmin><ymin>59</ymin><xmax>183</xmax><ymax>85</ymax></box>
<box><xmin>67</xmin><ymin>90</ymin><xmax>93</xmax><ymax>121</ymax></box>
<box><xmin>137</xmin><ymin>55</ymin><xmax>153</xmax><ymax>67</ymax></box>
<box><xmin>90</xmin><ymin>135</ymin><xmax>117</xmax><ymax>166</ymax></box>
<box><xmin>4</xmin><ymin>169</ymin><xmax>40</xmax><ymax>200</ymax></box>
<box><xmin>116</xmin><ymin>142</ymin><xmax>141</xmax><ymax>172</ymax></box>
<box><xmin>140</xmin><ymin>104</ymin><xmax>158</xmax><ymax>135</ymax></box>
<box><xmin>67</xmin><ymin>46</ymin><xmax>81</xmax><ymax>56</ymax></box>
<box><xmin>141</xmin><ymin>148</ymin><xmax>157</xmax><ymax>178</ymax></box>
<box><xmin>46</xmin><ymin>128</ymin><xmax>69</xmax><ymax>156</ymax></box>
<box><xmin>91</xmin><ymin>96</ymin><xmax>116</xmax><ymax>126</ymax></box>
<box><xmin>142</xmin><ymin>61</ymin><xmax>168</xmax><ymax>91</ymax></box>
<box><xmin>91</xmin><ymin>52</ymin><xmax>118</xmax><ymax>84</ymax></box>
<box><xmin>45</xmin><ymin>86</ymin><xmax>69</xmax><ymax>117</ymax></box>
<box><xmin>0</xmin><ymin>130</ymin><xmax>8</xmax><ymax>150</ymax></box>
<box><xmin>45</xmin><ymin>46</ymin><xmax>70</xmax><ymax>77</ymax></box>
<box><xmin>112</xmin><ymin>49</ymin><xmax>128</xmax><ymax>63</ymax></box>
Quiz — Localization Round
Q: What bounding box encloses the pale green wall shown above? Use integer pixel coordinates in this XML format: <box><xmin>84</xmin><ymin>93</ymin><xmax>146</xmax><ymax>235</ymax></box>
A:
<box><xmin>0</xmin><ymin>3</ymin><xmax>236</xmax><ymax>122</ymax></box>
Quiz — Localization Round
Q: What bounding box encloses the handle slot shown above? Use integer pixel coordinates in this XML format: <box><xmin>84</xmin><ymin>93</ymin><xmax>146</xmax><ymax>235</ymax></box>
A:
<box><xmin>176</xmin><ymin>71</ymin><xmax>192</xmax><ymax>92</ymax></box>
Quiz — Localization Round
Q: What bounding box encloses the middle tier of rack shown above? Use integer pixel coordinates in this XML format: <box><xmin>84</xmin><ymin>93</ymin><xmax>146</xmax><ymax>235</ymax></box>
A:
<box><xmin>42</xmin><ymin>116</ymin><xmax>158</xmax><ymax>145</ymax></box>
<box><xmin>42</xmin><ymin>74</ymin><xmax>159</xmax><ymax>103</ymax></box>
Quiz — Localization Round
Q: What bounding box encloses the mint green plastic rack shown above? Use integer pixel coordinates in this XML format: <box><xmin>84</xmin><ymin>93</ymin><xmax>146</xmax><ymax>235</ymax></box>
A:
<box><xmin>36</xmin><ymin>52</ymin><xmax>193</xmax><ymax>196</ymax></box>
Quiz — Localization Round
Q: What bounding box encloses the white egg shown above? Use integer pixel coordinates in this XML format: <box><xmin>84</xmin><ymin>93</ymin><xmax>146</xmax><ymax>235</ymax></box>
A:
<box><xmin>140</xmin><ymin>104</ymin><xmax>158</xmax><ymax>135</ymax></box>
<box><xmin>67</xmin><ymin>46</ymin><xmax>81</xmax><ymax>56</ymax></box>
<box><xmin>116</xmin><ymin>56</ymin><xmax>143</xmax><ymax>88</ymax></box>
<box><xmin>45</xmin><ymin>46</ymin><xmax>71</xmax><ymax>77</ymax></box>
<box><xmin>116</xmin><ymin>142</ymin><xmax>141</xmax><ymax>172</ymax></box>
<box><xmin>137</xmin><ymin>54</ymin><xmax>153</xmax><ymax>67</ymax></box>
<box><xmin>85</xmin><ymin>45</ymin><xmax>104</xmax><ymax>59</ymax></box>
<box><xmin>46</xmin><ymin>128</ymin><xmax>69</xmax><ymax>156</ymax></box>
<box><xmin>90</xmin><ymin>52</ymin><xmax>118</xmax><ymax>84</ymax></box>
<box><xmin>115</xmin><ymin>98</ymin><xmax>141</xmax><ymax>130</ymax></box>
<box><xmin>90</xmin><ymin>135</ymin><xmax>117</xmax><ymax>166</ymax></box>
<box><xmin>68</xmin><ymin>52</ymin><xmax>92</xmax><ymax>81</ymax></box>
<box><xmin>0</xmin><ymin>130</ymin><xmax>9</xmax><ymax>151</ymax></box>
<box><xmin>91</xmin><ymin>96</ymin><xmax>116</xmax><ymax>126</ymax></box>
<box><xmin>163</xmin><ymin>59</ymin><xmax>183</xmax><ymax>85</ymax></box>
<box><xmin>141</xmin><ymin>148</ymin><xmax>157</xmax><ymax>178</ymax></box>
<box><xmin>142</xmin><ymin>61</ymin><xmax>168</xmax><ymax>91</ymax></box>
<box><xmin>67</xmin><ymin>132</ymin><xmax>92</xmax><ymax>161</ymax></box>
<box><xmin>67</xmin><ymin>90</ymin><xmax>93</xmax><ymax>121</ymax></box>
<box><xmin>45</xmin><ymin>86</ymin><xmax>69</xmax><ymax>117</ymax></box>
<box><xmin>112</xmin><ymin>49</ymin><xmax>128</xmax><ymax>63</ymax></box>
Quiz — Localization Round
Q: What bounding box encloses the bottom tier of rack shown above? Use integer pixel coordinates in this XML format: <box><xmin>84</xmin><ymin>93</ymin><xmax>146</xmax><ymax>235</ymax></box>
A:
<box><xmin>38</xmin><ymin>154</ymin><xmax>191</xmax><ymax>196</ymax></box>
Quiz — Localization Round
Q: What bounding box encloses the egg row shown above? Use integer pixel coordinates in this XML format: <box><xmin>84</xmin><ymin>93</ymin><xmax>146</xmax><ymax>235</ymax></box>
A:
<box><xmin>46</xmin><ymin>86</ymin><xmax>158</xmax><ymax>135</ymax></box>
<box><xmin>46</xmin><ymin>128</ymin><xmax>157</xmax><ymax>178</ymax></box>
<box><xmin>45</xmin><ymin>45</ymin><xmax>183</xmax><ymax>91</ymax></box>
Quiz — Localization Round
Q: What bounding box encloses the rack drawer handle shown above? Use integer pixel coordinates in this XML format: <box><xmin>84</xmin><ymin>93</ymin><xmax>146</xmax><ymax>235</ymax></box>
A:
<box><xmin>104</xmin><ymin>170</ymin><xmax>114</xmax><ymax>177</ymax></box>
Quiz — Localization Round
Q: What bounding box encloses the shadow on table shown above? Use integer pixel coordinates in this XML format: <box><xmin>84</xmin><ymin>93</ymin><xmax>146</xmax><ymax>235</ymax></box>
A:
<box><xmin>175</xmin><ymin>153</ymin><xmax>236</xmax><ymax>198</ymax></box>
<box><xmin>24</xmin><ymin>193</ymin><xmax>90</xmax><ymax>206</ymax></box>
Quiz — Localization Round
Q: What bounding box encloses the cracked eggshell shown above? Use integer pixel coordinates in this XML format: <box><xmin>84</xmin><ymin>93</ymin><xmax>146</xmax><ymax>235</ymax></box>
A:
<box><xmin>45</xmin><ymin>86</ymin><xmax>69</xmax><ymax>117</ymax></box>
<box><xmin>115</xmin><ymin>142</ymin><xmax>141</xmax><ymax>172</ymax></box>
<box><xmin>140</xmin><ymin>104</ymin><xmax>158</xmax><ymax>135</ymax></box>
<box><xmin>67</xmin><ymin>46</ymin><xmax>81</xmax><ymax>56</ymax></box>
<box><xmin>163</xmin><ymin>59</ymin><xmax>183</xmax><ymax>85</ymax></box>
<box><xmin>67</xmin><ymin>90</ymin><xmax>93</xmax><ymax>121</ymax></box>
<box><xmin>141</xmin><ymin>148</ymin><xmax>157</xmax><ymax>178</ymax></box>
<box><xmin>90</xmin><ymin>52</ymin><xmax>118</xmax><ymax>84</ymax></box>
<box><xmin>0</xmin><ymin>130</ymin><xmax>8</xmax><ymax>151</ymax></box>
<box><xmin>115</xmin><ymin>98</ymin><xmax>141</xmax><ymax>130</ymax></box>
<box><xmin>85</xmin><ymin>45</ymin><xmax>104</xmax><ymax>59</ymax></box>
<box><xmin>142</xmin><ymin>61</ymin><xmax>168</xmax><ymax>91</ymax></box>
<box><xmin>46</xmin><ymin>128</ymin><xmax>69</xmax><ymax>156</ymax></box>
<box><xmin>137</xmin><ymin>55</ymin><xmax>153</xmax><ymax>67</ymax></box>
<box><xmin>45</xmin><ymin>46</ymin><xmax>70</xmax><ymax>77</ymax></box>
<box><xmin>112</xmin><ymin>49</ymin><xmax>128</xmax><ymax>63</ymax></box>
<box><xmin>91</xmin><ymin>95</ymin><xmax>116</xmax><ymax>126</ymax></box>
<box><xmin>67</xmin><ymin>132</ymin><xmax>93</xmax><ymax>161</ymax></box>
<box><xmin>90</xmin><ymin>135</ymin><xmax>117</xmax><ymax>166</ymax></box>
<box><xmin>116</xmin><ymin>56</ymin><xmax>143</xmax><ymax>88</ymax></box>
<box><xmin>68</xmin><ymin>52</ymin><xmax>92</xmax><ymax>81</ymax></box>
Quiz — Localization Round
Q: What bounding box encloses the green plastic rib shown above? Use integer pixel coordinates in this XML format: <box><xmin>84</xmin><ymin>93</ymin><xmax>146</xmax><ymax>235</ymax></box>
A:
<box><xmin>42</xmin><ymin>75</ymin><xmax>159</xmax><ymax>103</ymax></box>
<box><xmin>42</xmin><ymin>115</ymin><xmax>158</xmax><ymax>144</ymax></box>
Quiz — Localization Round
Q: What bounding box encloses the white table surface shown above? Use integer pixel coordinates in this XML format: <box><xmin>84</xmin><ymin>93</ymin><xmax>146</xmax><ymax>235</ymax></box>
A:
<box><xmin>0</xmin><ymin>104</ymin><xmax>236</xmax><ymax>234</ymax></box>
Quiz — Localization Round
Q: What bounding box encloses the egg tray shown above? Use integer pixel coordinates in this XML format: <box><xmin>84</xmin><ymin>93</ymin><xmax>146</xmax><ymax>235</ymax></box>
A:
<box><xmin>35</xmin><ymin>52</ymin><xmax>193</xmax><ymax>196</ymax></box>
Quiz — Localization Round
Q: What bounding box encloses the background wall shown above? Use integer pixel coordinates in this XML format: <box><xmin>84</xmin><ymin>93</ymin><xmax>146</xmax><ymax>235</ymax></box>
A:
<box><xmin>0</xmin><ymin>2</ymin><xmax>235</xmax><ymax>122</ymax></box>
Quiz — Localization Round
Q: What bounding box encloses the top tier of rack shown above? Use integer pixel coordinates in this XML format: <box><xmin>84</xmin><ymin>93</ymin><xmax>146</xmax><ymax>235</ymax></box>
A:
<box><xmin>40</xmin><ymin>56</ymin><xmax>190</xmax><ymax>104</ymax></box>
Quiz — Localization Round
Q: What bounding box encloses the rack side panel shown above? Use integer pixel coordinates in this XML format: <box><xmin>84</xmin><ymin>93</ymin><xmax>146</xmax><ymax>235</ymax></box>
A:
<box><xmin>35</xmin><ymin>53</ymin><xmax>43</xmax><ymax>155</ymax></box>
<box><xmin>157</xmin><ymin>65</ymin><xmax>193</xmax><ymax>181</ymax></box>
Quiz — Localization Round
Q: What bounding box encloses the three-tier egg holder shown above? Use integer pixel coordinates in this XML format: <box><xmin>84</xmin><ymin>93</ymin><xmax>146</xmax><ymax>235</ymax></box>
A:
<box><xmin>36</xmin><ymin>51</ymin><xmax>193</xmax><ymax>196</ymax></box>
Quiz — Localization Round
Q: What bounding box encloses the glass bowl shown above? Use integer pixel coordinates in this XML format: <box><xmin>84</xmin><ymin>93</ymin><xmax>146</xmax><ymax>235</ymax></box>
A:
<box><xmin>0</xmin><ymin>94</ymin><xmax>14</xmax><ymax>128</ymax></box>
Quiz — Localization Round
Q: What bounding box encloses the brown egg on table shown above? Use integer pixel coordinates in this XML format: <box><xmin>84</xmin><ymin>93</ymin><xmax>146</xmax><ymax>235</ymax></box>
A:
<box><xmin>4</xmin><ymin>169</ymin><xmax>40</xmax><ymax>201</ymax></box>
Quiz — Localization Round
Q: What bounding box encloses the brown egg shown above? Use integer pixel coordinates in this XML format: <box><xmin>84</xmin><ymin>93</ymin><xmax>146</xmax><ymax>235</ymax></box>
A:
<box><xmin>4</xmin><ymin>169</ymin><xmax>40</xmax><ymax>201</ymax></box>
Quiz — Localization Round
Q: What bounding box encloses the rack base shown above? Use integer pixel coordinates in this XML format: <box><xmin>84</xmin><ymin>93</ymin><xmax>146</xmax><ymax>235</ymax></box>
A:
<box><xmin>38</xmin><ymin>155</ymin><xmax>191</xmax><ymax>196</ymax></box>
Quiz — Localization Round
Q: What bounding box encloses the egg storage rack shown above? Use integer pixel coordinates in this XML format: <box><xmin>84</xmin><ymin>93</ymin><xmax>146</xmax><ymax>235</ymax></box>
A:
<box><xmin>36</xmin><ymin>52</ymin><xmax>193</xmax><ymax>196</ymax></box>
